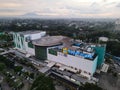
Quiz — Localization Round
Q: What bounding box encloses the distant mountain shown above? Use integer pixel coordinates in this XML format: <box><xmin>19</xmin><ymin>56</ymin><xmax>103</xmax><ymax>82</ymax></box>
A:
<box><xmin>20</xmin><ymin>12</ymin><xmax>58</xmax><ymax>19</ymax></box>
<box><xmin>21</xmin><ymin>12</ymin><xmax>41</xmax><ymax>18</ymax></box>
<box><xmin>0</xmin><ymin>12</ymin><xmax>43</xmax><ymax>19</ymax></box>
<box><xmin>0</xmin><ymin>12</ymin><xmax>117</xmax><ymax>20</ymax></box>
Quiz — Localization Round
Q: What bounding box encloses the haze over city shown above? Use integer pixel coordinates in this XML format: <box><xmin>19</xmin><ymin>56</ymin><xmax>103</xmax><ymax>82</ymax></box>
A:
<box><xmin>0</xmin><ymin>0</ymin><xmax>120</xmax><ymax>18</ymax></box>
<box><xmin>1</xmin><ymin>0</ymin><xmax>120</xmax><ymax>90</ymax></box>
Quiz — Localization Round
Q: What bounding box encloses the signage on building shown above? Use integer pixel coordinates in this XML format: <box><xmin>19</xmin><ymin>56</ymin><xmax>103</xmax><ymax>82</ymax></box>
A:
<box><xmin>62</xmin><ymin>48</ymin><xmax>68</xmax><ymax>54</ymax></box>
<box><xmin>62</xmin><ymin>47</ymin><xmax>93</xmax><ymax>59</ymax></box>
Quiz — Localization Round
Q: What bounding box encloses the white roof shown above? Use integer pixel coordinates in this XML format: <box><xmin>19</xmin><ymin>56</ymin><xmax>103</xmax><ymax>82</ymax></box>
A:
<box><xmin>18</xmin><ymin>30</ymin><xmax>44</xmax><ymax>35</ymax></box>
<box><xmin>81</xmin><ymin>72</ymin><xmax>91</xmax><ymax>79</ymax></box>
<box><xmin>45</xmin><ymin>60</ymin><xmax>50</xmax><ymax>63</ymax></box>
<box><xmin>101</xmin><ymin>63</ymin><xmax>109</xmax><ymax>72</ymax></box>
<box><xmin>55</xmin><ymin>63</ymin><xmax>62</xmax><ymax>67</ymax></box>
<box><xmin>63</xmin><ymin>66</ymin><xmax>78</xmax><ymax>73</ymax></box>
<box><xmin>47</xmin><ymin>62</ymin><xmax>56</xmax><ymax>68</ymax></box>
<box><xmin>39</xmin><ymin>67</ymin><xmax>50</xmax><ymax>73</ymax></box>
<box><xmin>99</xmin><ymin>37</ymin><xmax>108</xmax><ymax>42</ymax></box>
<box><xmin>59</xmin><ymin>67</ymin><xmax>65</xmax><ymax>71</ymax></box>
<box><xmin>26</xmin><ymin>54</ymin><xmax>31</xmax><ymax>58</ymax></box>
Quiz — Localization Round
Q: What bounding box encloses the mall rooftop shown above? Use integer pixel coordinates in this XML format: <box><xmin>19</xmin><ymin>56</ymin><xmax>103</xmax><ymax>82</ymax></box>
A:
<box><xmin>16</xmin><ymin>30</ymin><xmax>44</xmax><ymax>35</ymax></box>
<box><xmin>32</xmin><ymin>36</ymin><xmax>71</xmax><ymax>46</ymax></box>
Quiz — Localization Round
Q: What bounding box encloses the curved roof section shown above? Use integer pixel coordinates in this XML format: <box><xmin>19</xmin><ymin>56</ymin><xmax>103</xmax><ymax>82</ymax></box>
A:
<box><xmin>32</xmin><ymin>36</ymin><xmax>70</xmax><ymax>47</ymax></box>
<box><xmin>18</xmin><ymin>30</ymin><xmax>43</xmax><ymax>35</ymax></box>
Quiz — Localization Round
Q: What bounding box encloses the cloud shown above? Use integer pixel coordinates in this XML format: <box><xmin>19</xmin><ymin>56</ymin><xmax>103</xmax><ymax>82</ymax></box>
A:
<box><xmin>90</xmin><ymin>2</ymin><xmax>99</xmax><ymax>7</ymax></box>
<box><xmin>0</xmin><ymin>8</ymin><xmax>19</xmax><ymax>12</ymax></box>
<box><xmin>0</xmin><ymin>2</ymin><xmax>22</xmax><ymax>8</ymax></box>
<box><xmin>0</xmin><ymin>0</ymin><xmax>120</xmax><ymax>18</ymax></box>
<box><xmin>65</xmin><ymin>2</ymin><xmax>102</xmax><ymax>15</ymax></box>
<box><xmin>116</xmin><ymin>3</ymin><xmax>120</xmax><ymax>7</ymax></box>
<box><xmin>103</xmin><ymin>0</ymin><xmax>107</xmax><ymax>2</ymax></box>
<box><xmin>65</xmin><ymin>6</ymin><xmax>81</xmax><ymax>11</ymax></box>
<box><xmin>38</xmin><ymin>8</ymin><xmax>55</xmax><ymax>13</ymax></box>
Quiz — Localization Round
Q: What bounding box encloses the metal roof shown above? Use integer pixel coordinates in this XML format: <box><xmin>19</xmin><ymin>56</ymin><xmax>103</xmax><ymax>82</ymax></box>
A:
<box><xmin>17</xmin><ymin>30</ymin><xmax>43</xmax><ymax>35</ymax></box>
<box><xmin>32</xmin><ymin>36</ymin><xmax>71</xmax><ymax>46</ymax></box>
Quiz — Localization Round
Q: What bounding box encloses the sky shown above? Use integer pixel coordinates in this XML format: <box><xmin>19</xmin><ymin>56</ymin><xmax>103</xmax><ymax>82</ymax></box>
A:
<box><xmin>0</xmin><ymin>0</ymin><xmax>120</xmax><ymax>18</ymax></box>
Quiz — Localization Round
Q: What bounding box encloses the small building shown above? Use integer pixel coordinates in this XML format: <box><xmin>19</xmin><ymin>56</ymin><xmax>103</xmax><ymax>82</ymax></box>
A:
<box><xmin>99</xmin><ymin>37</ymin><xmax>108</xmax><ymax>42</ymax></box>
<box><xmin>101</xmin><ymin>63</ymin><xmax>109</xmax><ymax>73</ymax></box>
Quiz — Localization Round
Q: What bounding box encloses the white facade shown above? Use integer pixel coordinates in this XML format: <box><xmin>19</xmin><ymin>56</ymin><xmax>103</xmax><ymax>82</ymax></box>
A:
<box><xmin>25</xmin><ymin>31</ymin><xmax>46</xmax><ymax>40</ymax></box>
<box><xmin>24</xmin><ymin>41</ymin><xmax>35</xmax><ymax>55</ymax></box>
<box><xmin>13</xmin><ymin>31</ymin><xmax>46</xmax><ymax>55</ymax></box>
<box><xmin>23</xmin><ymin>32</ymin><xmax>46</xmax><ymax>55</ymax></box>
<box><xmin>47</xmin><ymin>48</ymin><xmax>98</xmax><ymax>77</ymax></box>
<box><xmin>13</xmin><ymin>33</ymin><xmax>25</xmax><ymax>52</ymax></box>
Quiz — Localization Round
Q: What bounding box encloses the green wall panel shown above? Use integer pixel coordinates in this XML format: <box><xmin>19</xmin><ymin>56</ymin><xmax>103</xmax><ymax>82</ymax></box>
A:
<box><xmin>35</xmin><ymin>46</ymin><xmax>47</xmax><ymax>60</ymax></box>
<box><xmin>93</xmin><ymin>46</ymin><xmax>106</xmax><ymax>68</ymax></box>
<box><xmin>28</xmin><ymin>42</ymin><xmax>34</xmax><ymax>48</ymax></box>
<box><xmin>49</xmin><ymin>49</ymin><xmax>57</xmax><ymax>56</ymax></box>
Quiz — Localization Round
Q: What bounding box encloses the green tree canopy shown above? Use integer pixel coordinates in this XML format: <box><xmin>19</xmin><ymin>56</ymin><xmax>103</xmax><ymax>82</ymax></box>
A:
<box><xmin>0</xmin><ymin>63</ymin><xmax>6</xmax><ymax>71</ymax></box>
<box><xmin>106</xmin><ymin>41</ymin><xmax>120</xmax><ymax>57</ymax></box>
<box><xmin>14</xmin><ymin>66</ymin><xmax>23</xmax><ymax>73</ymax></box>
<box><xmin>31</xmin><ymin>74</ymin><xmax>55</xmax><ymax>90</ymax></box>
<box><xmin>80</xmin><ymin>83</ymin><xmax>102</xmax><ymax>90</ymax></box>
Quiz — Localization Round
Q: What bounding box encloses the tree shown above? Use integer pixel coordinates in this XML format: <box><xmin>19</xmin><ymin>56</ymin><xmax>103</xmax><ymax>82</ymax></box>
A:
<box><xmin>80</xmin><ymin>83</ymin><xmax>103</xmax><ymax>90</ymax></box>
<box><xmin>14</xmin><ymin>66</ymin><xmax>23</xmax><ymax>73</ymax></box>
<box><xmin>113</xmin><ymin>72</ymin><xmax>117</xmax><ymax>77</ymax></box>
<box><xmin>29</xmin><ymin>73</ymin><xmax>34</xmax><ymax>79</ymax></box>
<box><xmin>0</xmin><ymin>55</ymin><xmax>15</xmax><ymax>68</ymax></box>
<box><xmin>106</xmin><ymin>41</ymin><xmax>120</xmax><ymax>57</ymax></box>
<box><xmin>0</xmin><ymin>63</ymin><xmax>6</xmax><ymax>71</ymax></box>
<box><xmin>30</xmin><ymin>74</ymin><xmax>55</xmax><ymax>90</ymax></box>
